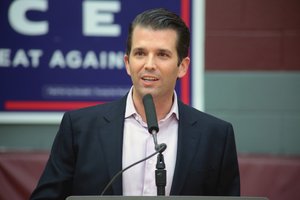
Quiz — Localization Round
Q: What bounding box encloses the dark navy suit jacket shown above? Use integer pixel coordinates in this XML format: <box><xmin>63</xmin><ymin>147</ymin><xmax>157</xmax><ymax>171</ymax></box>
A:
<box><xmin>30</xmin><ymin>95</ymin><xmax>240</xmax><ymax>200</ymax></box>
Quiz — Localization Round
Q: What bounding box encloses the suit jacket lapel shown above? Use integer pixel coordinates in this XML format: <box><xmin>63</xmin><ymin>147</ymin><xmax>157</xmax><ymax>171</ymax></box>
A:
<box><xmin>97</xmin><ymin>96</ymin><xmax>127</xmax><ymax>195</ymax></box>
<box><xmin>170</xmin><ymin>101</ymin><xmax>203</xmax><ymax>195</ymax></box>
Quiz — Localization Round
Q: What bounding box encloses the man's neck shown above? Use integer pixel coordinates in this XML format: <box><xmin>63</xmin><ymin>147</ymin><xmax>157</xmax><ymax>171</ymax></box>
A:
<box><xmin>132</xmin><ymin>91</ymin><xmax>174</xmax><ymax>122</ymax></box>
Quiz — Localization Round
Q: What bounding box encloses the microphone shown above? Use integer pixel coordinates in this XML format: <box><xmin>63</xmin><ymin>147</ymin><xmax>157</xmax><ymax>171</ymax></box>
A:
<box><xmin>143</xmin><ymin>93</ymin><xmax>159</xmax><ymax>134</ymax></box>
<box><xmin>143</xmin><ymin>94</ymin><xmax>166</xmax><ymax>152</ymax></box>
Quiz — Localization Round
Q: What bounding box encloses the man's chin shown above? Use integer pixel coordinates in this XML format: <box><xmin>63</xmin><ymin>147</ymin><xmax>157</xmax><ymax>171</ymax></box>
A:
<box><xmin>133</xmin><ymin>86</ymin><xmax>161</xmax><ymax>98</ymax></box>
<box><xmin>143</xmin><ymin>88</ymin><xmax>158</xmax><ymax>94</ymax></box>
<box><xmin>139</xmin><ymin>89</ymin><xmax>158</xmax><ymax>98</ymax></box>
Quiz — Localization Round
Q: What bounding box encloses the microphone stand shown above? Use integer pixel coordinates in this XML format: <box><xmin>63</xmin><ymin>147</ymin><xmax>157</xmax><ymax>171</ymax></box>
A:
<box><xmin>156</xmin><ymin>151</ymin><xmax>166</xmax><ymax>195</ymax></box>
<box><xmin>151</xmin><ymin>130</ymin><xmax>167</xmax><ymax>196</ymax></box>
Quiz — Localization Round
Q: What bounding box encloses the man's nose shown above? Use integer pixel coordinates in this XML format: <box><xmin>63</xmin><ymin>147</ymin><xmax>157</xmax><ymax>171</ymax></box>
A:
<box><xmin>144</xmin><ymin>55</ymin><xmax>156</xmax><ymax>70</ymax></box>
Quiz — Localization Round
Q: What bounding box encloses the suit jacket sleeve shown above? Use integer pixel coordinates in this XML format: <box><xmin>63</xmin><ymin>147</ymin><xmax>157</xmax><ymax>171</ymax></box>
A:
<box><xmin>30</xmin><ymin>112</ymin><xmax>76</xmax><ymax>200</ymax></box>
<box><xmin>216</xmin><ymin>123</ymin><xmax>240</xmax><ymax>196</ymax></box>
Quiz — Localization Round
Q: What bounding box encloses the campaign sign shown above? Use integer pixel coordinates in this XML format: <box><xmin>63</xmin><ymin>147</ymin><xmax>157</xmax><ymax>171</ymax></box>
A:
<box><xmin>0</xmin><ymin>0</ymin><xmax>191</xmax><ymax>116</ymax></box>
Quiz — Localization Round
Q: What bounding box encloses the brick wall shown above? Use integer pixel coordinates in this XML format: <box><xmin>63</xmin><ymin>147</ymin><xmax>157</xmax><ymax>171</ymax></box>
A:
<box><xmin>205</xmin><ymin>0</ymin><xmax>300</xmax><ymax>70</ymax></box>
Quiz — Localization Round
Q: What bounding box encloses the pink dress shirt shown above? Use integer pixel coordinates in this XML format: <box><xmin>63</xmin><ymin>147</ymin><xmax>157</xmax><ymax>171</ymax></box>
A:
<box><xmin>122</xmin><ymin>87</ymin><xmax>179</xmax><ymax>196</ymax></box>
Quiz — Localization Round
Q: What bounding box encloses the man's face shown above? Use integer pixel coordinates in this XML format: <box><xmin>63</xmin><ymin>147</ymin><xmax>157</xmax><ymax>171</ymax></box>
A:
<box><xmin>124</xmin><ymin>25</ymin><xmax>189</xmax><ymax>101</ymax></box>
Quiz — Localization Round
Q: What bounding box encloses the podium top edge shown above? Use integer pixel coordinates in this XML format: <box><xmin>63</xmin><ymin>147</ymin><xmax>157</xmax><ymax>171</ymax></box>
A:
<box><xmin>66</xmin><ymin>196</ymin><xmax>268</xmax><ymax>200</ymax></box>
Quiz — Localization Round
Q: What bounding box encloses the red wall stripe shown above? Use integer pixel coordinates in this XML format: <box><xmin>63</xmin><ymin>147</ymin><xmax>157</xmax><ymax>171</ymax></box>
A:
<box><xmin>181</xmin><ymin>0</ymin><xmax>191</xmax><ymax>105</ymax></box>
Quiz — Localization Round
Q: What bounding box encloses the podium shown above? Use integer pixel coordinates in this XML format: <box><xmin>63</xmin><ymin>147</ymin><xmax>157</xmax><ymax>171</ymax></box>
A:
<box><xmin>66</xmin><ymin>196</ymin><xmax>268</xmax><ymax>200</ymax></box>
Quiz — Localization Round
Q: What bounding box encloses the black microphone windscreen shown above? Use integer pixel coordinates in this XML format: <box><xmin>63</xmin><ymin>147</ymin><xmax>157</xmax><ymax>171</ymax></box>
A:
<box><xmin>143</xmin><ymin>94</ymin><xmax>159</xmax><ymax>134</ymax></box>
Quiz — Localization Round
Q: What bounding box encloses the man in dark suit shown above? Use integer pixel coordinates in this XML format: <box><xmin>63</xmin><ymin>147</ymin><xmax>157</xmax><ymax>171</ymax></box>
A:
<box><xmin>30</xmin><ymin>8</ymin><xmax>240</xmax><ymax>199</ymax></box>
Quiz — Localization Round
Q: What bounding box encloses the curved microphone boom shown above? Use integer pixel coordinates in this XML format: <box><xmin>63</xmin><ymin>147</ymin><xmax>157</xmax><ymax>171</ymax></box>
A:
<box><xmin>100</xmin><ymin>144</ymin><xmax>166</xmax><ymax>195</ymax></box>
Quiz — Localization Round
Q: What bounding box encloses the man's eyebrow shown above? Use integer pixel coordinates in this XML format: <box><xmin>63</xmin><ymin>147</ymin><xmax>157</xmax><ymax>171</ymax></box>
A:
<box><xmin>131</xmin><ymin>47</ymin><xmax>173</xmax><ymax>54</ymax></box>
<box><xmin>132</xmin><ymin>47</ymin><xmax>145</xmax><ymax>52</ymax></box>
<box><xmin>157</xmin><ymin>49</ymin><xmax>173</xmax><ymax>54</ymax></box>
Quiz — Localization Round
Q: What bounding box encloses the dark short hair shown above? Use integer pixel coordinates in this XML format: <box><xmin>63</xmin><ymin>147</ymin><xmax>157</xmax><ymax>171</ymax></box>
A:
<box><xmin>125</xmin><ymin>8</ymin><xmax>190</xmax><ymax>65</ymax></box>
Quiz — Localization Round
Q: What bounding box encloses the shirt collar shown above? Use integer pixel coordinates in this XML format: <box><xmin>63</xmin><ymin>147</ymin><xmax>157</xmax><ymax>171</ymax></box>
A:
<box><xmin>125</xmin><ymin>86</ymin><xmax>179</xmax><ymax>121</ymax></box>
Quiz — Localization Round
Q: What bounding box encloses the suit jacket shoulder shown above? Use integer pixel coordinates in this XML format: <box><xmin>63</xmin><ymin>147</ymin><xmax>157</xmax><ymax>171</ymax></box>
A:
<box><xmin>178</xmin><ymin>100</ymin><xmax>233</xmax><ymax>130</ymax></box>
<box><xmin>65</xmin><ymin>95</ymin><xmax>127</xmax><ymax>125</ymax></box>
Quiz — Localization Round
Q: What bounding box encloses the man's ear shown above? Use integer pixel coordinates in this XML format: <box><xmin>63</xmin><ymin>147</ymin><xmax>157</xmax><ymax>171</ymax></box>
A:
<box><xmin>177</xmin><ymin>57</ymin><xmax>190</xmax><ymax>78</ymax></box>
<box><xmin>124</xmin><ymin>55</ymin><xmax>131</xmax><ymax>76</ymax></box>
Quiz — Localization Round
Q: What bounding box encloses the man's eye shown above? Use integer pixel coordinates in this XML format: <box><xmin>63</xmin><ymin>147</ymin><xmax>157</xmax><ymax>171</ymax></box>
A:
<box><xmin>135</xmin><ymin>51</ymin><xmax>145</xmax><ymax>56</ymax></box>
<box><xmin>158</xmin><ymin>52</ymin><xmax>169</xmax><ymax>57</ymax></box>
